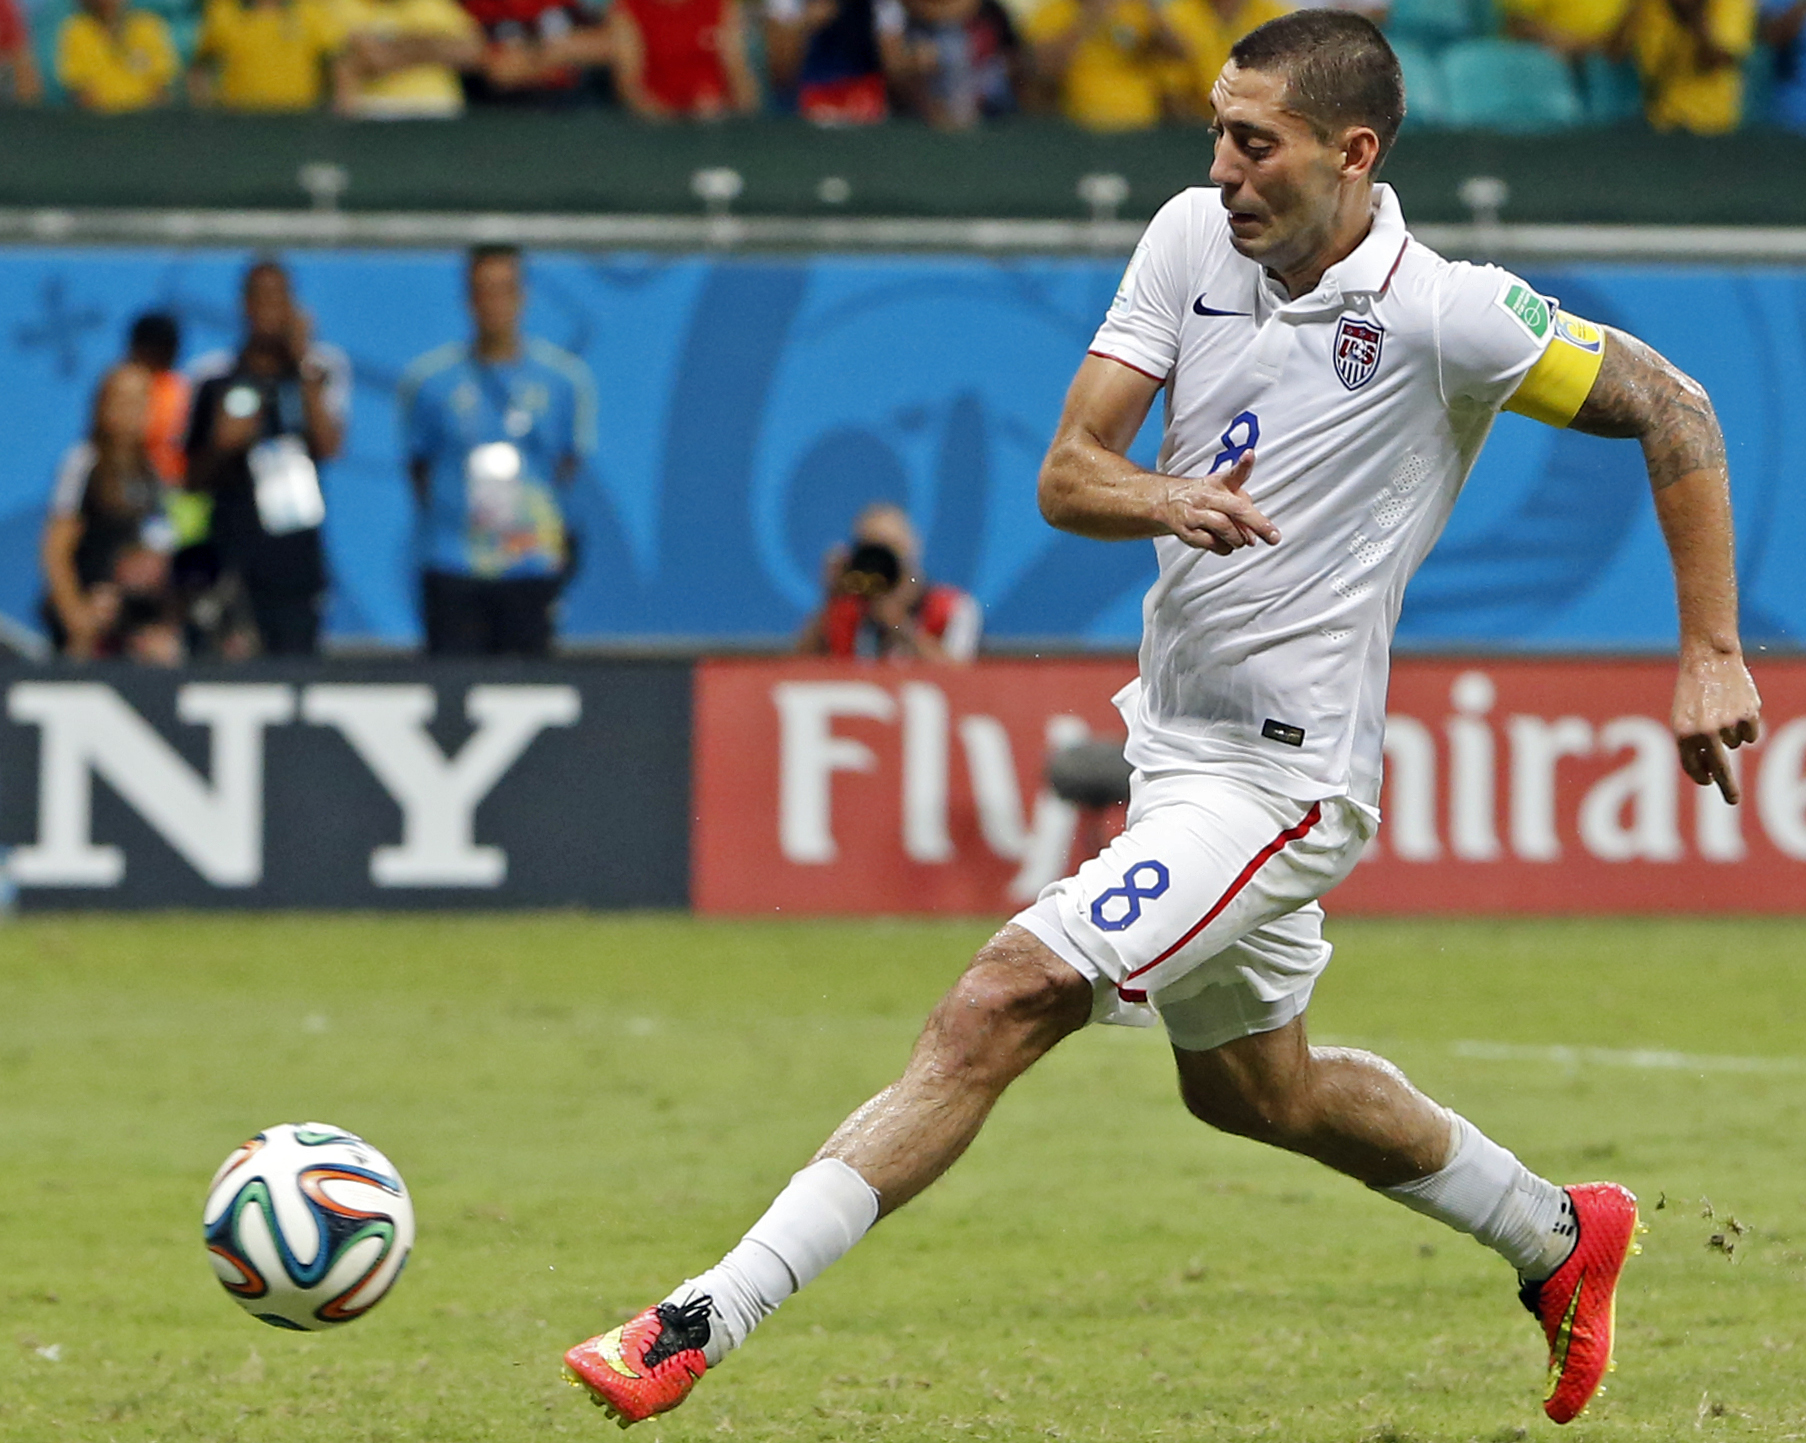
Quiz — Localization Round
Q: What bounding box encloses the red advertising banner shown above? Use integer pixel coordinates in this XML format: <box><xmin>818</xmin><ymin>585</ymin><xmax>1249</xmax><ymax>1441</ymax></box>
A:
<box><xmin>692</xmin><ymin>658</ymin><xmax>1806</xmax><ymax>916</ymax></box>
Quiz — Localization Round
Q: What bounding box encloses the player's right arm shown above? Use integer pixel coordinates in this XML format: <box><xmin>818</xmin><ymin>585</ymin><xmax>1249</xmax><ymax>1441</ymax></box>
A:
<box><xmin>1038</xmin><ymin>353</ymin><xmax>1278</xmax><ymax>555</ymax></box>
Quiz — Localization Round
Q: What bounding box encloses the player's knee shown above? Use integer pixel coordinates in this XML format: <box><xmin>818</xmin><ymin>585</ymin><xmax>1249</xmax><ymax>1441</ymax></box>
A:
<box><xmin>929</xmin><ymin>930</ymin><xmax>1090</xmax><ymax>1076</ymax></box>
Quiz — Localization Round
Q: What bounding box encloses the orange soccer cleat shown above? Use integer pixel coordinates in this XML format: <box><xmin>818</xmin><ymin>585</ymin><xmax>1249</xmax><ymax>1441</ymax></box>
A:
<box><xmin>564</xmin><ymin>1296</ymin><xmax>713</xmax><ymax>1428</ymax></box>
<box><xmin>1519</xmin><ymin>1183</ymin><xmax>1641</xmax><ymax>1424</ymax></box>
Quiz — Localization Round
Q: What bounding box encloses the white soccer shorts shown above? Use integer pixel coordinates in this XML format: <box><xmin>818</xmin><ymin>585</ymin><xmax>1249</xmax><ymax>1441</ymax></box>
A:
<box><xmin>1011</xmin><ymin>770</ymin><xmax>1374</xmax><ymax>1053</ymax></box>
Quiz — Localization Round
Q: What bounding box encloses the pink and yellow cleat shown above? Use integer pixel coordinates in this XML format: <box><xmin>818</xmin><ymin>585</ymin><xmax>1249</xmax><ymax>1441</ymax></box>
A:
<box><xmin>564</xmin><ymin>1297</ymin><xmax>713</xmax><ymax>1429</ymax></box>
<box><xmin>1520</xmin><ymin>1183</ymin><xmax>1641</xmax><ymax>1424</ymax></box>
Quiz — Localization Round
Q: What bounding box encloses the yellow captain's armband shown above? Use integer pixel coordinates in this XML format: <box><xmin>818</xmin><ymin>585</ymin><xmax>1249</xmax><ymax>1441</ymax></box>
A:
<box><xmin>1503</xmin><ymin>311</ymin><xmax>1607</xmax><ymax>428</ymax></box>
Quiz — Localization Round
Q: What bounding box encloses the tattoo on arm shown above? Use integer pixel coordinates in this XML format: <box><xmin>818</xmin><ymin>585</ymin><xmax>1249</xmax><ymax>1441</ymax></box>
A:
<box><xmin>1569</xmin><ymin>328</ymin><xmax>1725</xmax><ymax>490</ymax></box>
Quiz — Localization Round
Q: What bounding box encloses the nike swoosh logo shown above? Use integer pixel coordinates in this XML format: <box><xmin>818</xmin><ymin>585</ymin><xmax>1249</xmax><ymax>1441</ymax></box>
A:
<box><xmin>1193</xmin><ymin>295</ymin><xmax>1250</xmax><ymax>317</ymax></box>
<box><xmin>1545</xmin><ymin>1273</ymin><xmax>1584</xmax><ymax>1398</ymax></box>
<box><xmin>598</xmin><ymin>1329</ymin><xmax>643</xmax><ymax>1380</ymax></box>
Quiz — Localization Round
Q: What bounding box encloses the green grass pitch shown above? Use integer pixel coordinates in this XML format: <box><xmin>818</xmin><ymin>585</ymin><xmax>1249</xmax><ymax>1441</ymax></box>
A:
<box><xmin>4</xmin><ymin>913</ymin><xmax>1804</xmax><ymax>1441</ymax></box>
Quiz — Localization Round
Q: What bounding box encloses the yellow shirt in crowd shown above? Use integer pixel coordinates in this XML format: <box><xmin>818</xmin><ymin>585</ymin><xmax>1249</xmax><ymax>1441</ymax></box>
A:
<box><xmin>1497</xmin><ymin>0</ymin><xmax>1631</xmax><ymax>47</ymax></box>
<box><xmin>1022</xmin><ymin>0</ymin><xmax>1171</xmax><ymax>129</ymax></box>
<box><xmin>1628</xmin><ymin>0</ymin><xmax>1754</xmax><ymax>133</ymax></box>
<box><xmin>56</xmin><ymin>9</ymin><xmax>177</xmax><ymax>111</ymax></box>
<box><xmin>336</xmin><ymin>0</ymin><xmax>477</xmax><ymax>116</ymax></box>
<box><xmin>198</xmin><ymin>0</ymin><xmax>345</xmax><ymax>110</ymax></box>
<box><xmin>1022</xmin><ymin>0</ymin><xmax>1287</xmax><ymax>131</ymax></box>
<box><xmin>1164</xmin><ymin>0</ymin><xmax>1289</xmax><ymax>105</ymax></box>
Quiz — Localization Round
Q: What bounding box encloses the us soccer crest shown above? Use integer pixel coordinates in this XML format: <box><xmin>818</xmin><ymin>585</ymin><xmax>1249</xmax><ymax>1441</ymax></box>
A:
<box><xmin>1333</xmin><ymin>315</ymin><xmax>1385</xmax><ymax>391</ymax></box>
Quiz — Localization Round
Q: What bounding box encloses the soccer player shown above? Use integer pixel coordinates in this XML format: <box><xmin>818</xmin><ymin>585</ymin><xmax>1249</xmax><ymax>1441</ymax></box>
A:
<box><xmin>565</xmin><ymin>10</ymin><xmax>1763</xmax><ymax>1427</ymax></box>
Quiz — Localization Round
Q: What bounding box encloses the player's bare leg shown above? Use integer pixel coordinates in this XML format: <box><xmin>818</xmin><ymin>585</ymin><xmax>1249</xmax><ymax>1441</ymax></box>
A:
<box><xmin>812</xmin><ymin>925</ymin><xmax>1092</xmax><ymax>1214</ymax></box>
<box><xmin>564</xmin><ymin>925</ymin><xmax>1090</xmax><ymax>1425</ymax></box>
<box><xmin>1172</xmin><ymin>1016</ymin><xmax>1452</xmax><ymax>1185</ymax></box>
<box><xmin>1174</xmin><ymin>1016</ymin><xmax>1640</xmax><ymax>1422</ymax></box>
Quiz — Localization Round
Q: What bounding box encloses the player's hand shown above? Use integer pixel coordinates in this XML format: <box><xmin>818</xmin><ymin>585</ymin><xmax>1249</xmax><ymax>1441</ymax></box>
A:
<box><xmin>1672</xmin><ymin>648</ymin><xmax>1761</xmax><ymax>803</ymax></box>
<box><xmin>1161</xmin><ymin>450</ymin><xmax>1279</xmax><ymax>555</ymax></box>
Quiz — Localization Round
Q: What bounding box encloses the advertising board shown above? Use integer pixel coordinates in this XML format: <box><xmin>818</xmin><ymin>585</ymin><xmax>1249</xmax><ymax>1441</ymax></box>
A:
<box><xmin>692</xmin><ymin>658</ymin><xmax>1806</xmax><ymax>917</ymax></box>
<box><xmin>0</xmin><ymin>661</ymin><xmax>692</xmax><ymax>909</ymax></box>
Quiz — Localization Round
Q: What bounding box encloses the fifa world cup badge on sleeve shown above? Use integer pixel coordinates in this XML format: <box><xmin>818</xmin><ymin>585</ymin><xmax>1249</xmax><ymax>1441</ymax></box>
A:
<box><xmin>1111</xmin><ymin>245</ymin><xmax>1148</xmax><ymax>313</ymax></box>
<box><xmin>1497</xmin><ymin>281</ymin><xmax>1553</xmax><ymax>342</ymax></box>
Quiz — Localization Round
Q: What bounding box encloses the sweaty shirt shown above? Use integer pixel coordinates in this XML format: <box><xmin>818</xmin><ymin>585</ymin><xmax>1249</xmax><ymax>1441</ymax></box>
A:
<box><xmin>1090</xmin><ymin>183</ymin><xmax>1605</xmax><ymax>813</ymax></box>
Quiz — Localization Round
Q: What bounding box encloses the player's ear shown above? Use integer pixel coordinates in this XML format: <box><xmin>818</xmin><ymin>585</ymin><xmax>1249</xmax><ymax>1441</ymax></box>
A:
<box><xmin>1341</xmin><ymin>126</ymin><xmax>1381</xmax><ymax>181</ymax></box>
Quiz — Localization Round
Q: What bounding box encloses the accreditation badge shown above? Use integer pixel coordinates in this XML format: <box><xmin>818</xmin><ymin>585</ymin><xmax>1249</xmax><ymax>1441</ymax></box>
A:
<box><xmin>247</xmin><ymin>435</ymin><xmax>326</xmax><ymax>536</ymax></box>
<box><xmin>465</xmin><ymin>440</ymin><xmax>526</xmax><ymax>533</ymax></box>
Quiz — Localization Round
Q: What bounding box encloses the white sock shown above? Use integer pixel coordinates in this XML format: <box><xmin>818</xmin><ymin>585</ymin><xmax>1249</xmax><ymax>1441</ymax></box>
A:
<box><xmin>1378</xmin><ymin>1112</ymin><xmax>1577</xmax><ymax>1280</ymax></box>
<box><xmin>662</xmin><ymin>1158</ymin><xmax>880</xmax><ymax>1366</ymax></box>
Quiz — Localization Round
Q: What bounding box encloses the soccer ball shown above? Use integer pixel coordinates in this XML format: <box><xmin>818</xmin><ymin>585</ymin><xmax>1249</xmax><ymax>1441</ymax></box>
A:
<box><xmin>203</xmin><ymin>1122</ymin><xmax>415</xmax><ymax>1331</ymax></box>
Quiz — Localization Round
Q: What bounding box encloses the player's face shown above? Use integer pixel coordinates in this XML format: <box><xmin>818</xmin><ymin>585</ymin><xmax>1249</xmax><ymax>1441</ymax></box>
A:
<box><xmin>1208</xmin><ymin>62</ymin><xmax>1352</xmax><ymax>279</ymax></box>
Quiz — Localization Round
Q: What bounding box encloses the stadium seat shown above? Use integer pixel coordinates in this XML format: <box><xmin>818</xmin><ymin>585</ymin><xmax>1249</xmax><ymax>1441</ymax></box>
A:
<box><xmin>1386</xmin><ymin>0</ymin><xmax>1481</xmax><ymax>52</ymax></box>
<box><xmin>1393</xmin><ymin>39</ymin><xmax>1449</xmax><ymax>128</ymax></box>
<box><xmin>27</xmin><ymin>0</ymin><xmax>72</xmax><ymax>104</ymax></box>
<box><xmin>1578</xmin><ymin>54</ymin><xmax>1643</xmax><ymax>126</ymax></box>
<box><xmin>1441</xmin><ymin>38</ymin><xmax>1583</xmax><ymax>132</ymax></box>
<box><xmin>1744</xmin><ymin>44</ymin><xmax>1778</xmax><ymax>127</ymax></box>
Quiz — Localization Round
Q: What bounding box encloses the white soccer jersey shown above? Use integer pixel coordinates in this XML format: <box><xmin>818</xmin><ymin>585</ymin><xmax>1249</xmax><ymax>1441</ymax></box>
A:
<box><xmin>1090</xmin><ymin>182</ymin><xmax>1570</xmax><ymax>811</ymax></box>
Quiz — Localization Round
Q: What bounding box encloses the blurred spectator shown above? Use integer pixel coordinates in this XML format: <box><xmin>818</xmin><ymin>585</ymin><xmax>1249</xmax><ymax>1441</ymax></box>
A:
<box><xmin>127</xmin><ymin>312</ymin><xmax>191</xmax><ymax>486</ymax></box>
<box><xmin>1162</xmin><ymin>0</ymin><xmax>1290</xmax><ymax>115</ymax></box>
<box><xmin>191</xmin><ymin>0</ymin><xmax>344</xmax><ymax>110</ymax></box>
<box><xmin>56</xmin><ymin>0</ymin><xmax>178</xmax><ymax>111</ymax></box>
<box><xmin>333</xmin><ymin>0</ymin><xmax>482</xmax><ymax>116</ymax></box>
<box><xmin>1626</xmin><ymin>0</ymin><xmax>1755</xmax><ymax>131</ymax></box>
<box><xmin>1500</xmin><ymin>0</ymin><xmax>1632</xmax><ymax>58</ymax></box>
<box><xmin>608</xmin><ymin>0</ymin><xmax>760</xmax><ymax>117</ymax></box>
<box><xmin>767</xmin><ymin>0</ymin><xmax>890</xmax><ymax>122</ymax></box>
<box><xmin>0</xmin><ymin>0</ymin><xmax>43</xmax><ymax>101</ymax></box>
<box><xmin>798</xmin><ymin>502</ymin><xmax>981</xmax><ymax>662</ymax></box>
<box><xmin>186</xmin><ymin>261</ymin><xmax>348</xmax><ymax>656</ymax></box>
<box><xmin>1760</xmin><ymin>0</ymin><xmax>1806</xmax><ymax>126</ymax></box>
<box><xmin>878</xmin><ymin>0</ymin><xmax>1023</xmax><ymax>126</ymax></box>
<box><xmin>462</xmin><ymin>0</ymin><xmax>611</xmax><ymax>108</ymax></box>
<box><xmin>41</xmin><ymin>365</ymin><xmax>182</xmax><ymax>664</ymax></box>
<box><xmin>399</xmin><ymin>245</ymin><xmax>597</xmax><ymax>657</ymax></box>
<box><xmin>1020</xmin><ymin>0</ymin><xmax>1197</xmax><ymax>129</ymax></box>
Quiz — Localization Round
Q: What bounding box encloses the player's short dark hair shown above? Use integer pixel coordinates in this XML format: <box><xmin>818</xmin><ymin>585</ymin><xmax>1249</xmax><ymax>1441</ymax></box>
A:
<box><xmin>1230</xmin><ymin>11</ymin><xmax>1405</xmax><ymax>167</ymax></box>
<box><xmin>127</xmin><ymin>311</ymin><xmax>180</xmax><ymax>370</ymax></box>
<box><xmin>468</xmin><ymin>243</ymin><xmax>523</xmax><ymax>276</ymax></box>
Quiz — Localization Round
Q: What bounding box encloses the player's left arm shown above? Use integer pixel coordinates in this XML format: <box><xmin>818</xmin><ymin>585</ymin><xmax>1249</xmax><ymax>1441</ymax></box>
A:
<box><xmin>1516</xmin><ymin>325</ymin><xmax>1762</xmax><ymax>801</ymax></box>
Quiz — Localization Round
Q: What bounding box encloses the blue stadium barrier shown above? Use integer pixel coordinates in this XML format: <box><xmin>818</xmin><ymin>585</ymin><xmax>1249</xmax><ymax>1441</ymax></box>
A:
<box><xmin>0</xmin><ymin>247</ymin><xmax>1799</xmax><ymax>653</ymax></box>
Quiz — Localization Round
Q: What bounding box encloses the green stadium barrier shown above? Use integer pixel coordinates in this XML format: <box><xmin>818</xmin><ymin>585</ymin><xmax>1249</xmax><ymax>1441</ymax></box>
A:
<box><xmin>3</xmin><ymin>111</ymin><xmax>1806</xmax><ymax>225</ymax></box>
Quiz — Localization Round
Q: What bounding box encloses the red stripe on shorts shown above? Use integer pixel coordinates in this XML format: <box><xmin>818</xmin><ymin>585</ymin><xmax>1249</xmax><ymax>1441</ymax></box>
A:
<box><xmin>1115</xmin><ymin>801</ymin><xmax>1324</xmax><ymax>1004</ymax></box>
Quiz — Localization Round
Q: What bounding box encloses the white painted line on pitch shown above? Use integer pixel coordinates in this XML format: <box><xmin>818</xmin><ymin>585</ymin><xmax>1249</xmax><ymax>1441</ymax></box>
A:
<box><xmin>1446</xmin><ymin>1040</ymin><xmax>1806</xmax><ymax>1075</ymax></box>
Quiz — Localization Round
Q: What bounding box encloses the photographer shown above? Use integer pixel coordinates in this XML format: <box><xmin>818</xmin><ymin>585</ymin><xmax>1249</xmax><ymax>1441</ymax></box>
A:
<box><xmin>186</xmin><ymin>260</ymin><xmax>348</xmax><ymax>656</ymax></box>
<box><xmin>797</xmin><ymin>501</ymin><xmax>981</xmax><ymax>662</ymax></box>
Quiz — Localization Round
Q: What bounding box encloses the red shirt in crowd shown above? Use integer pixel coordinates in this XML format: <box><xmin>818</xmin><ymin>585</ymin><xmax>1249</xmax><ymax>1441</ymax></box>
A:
<box><xmin>0</xmin><ymin>0</ymin><xmax>30</xmax><ymax>52</ymax></box>
<box><xmin>821</xmin><ymin>583</ymin><xmax>982</xmax><ymax>660</ymax></box>
<box><xmin>618</xmin><ymin>0</ymin><xmax>731</xmax><ymax>111</ymax></box>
